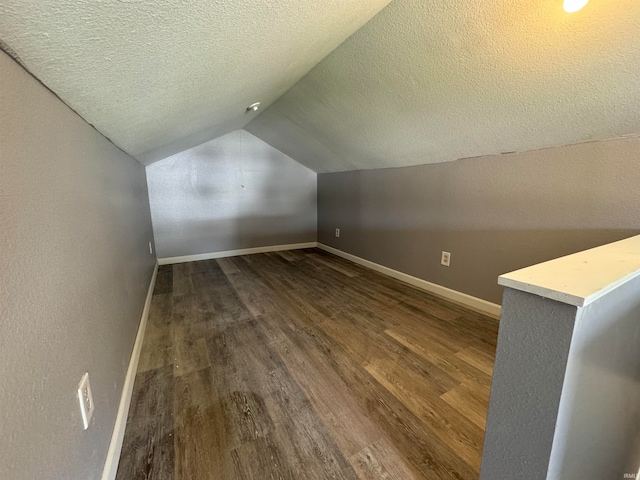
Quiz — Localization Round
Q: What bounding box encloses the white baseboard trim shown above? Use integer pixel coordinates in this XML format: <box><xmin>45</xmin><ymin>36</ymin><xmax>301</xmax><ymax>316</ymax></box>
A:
<box><xmin>158</xmin><ymin>242</ymin><xmax>318</xmax><ymax>265</ymax></box>
<box><xmin>317</xmin><ymin>243</ymin><xmax>501</xmax><ymax>318</ymax></box>
<box><xmin>101</xmin><ymin>261</ymin><xmax>158</xmax><ymax>480</ymax></box>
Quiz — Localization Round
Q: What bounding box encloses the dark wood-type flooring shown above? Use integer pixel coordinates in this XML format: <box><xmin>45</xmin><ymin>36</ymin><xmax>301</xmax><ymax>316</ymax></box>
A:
<box><xmin>116</xmin><ymin>248</ymin><xmax>499</xmax><ymax>480</ymax></box>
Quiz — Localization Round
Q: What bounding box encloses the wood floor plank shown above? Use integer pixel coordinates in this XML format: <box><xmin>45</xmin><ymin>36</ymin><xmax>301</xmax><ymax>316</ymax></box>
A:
<box><xmin>116</xmin><ymin>365</ymin><xmax>175</xmax><ymax>480</ymax></box>
<box><xmin>172</xmin><ymin>325</ymin><xmax>211</xmax><ymax>377</ymax></box>
<box><xmin>138</xmin><ymin>293</ymin><xmax>174</xmax><ymax>373</ymax></box>
<box><xmin>440</xmin><ymin>383</ymin><xmax>491</xmax><ymax>430</ymax></box>
<box><xmin>171</xmin><ymin>263</ymin><xmax>195</xmax><ymax>296</ymax></box>
<box><xmin>274</xmin><ymin>249</ymin><xmax>300</xmax><ymax>262</ymax></box>
<box><xmin>175</xmin><ymin>403</ymin><xmax>234</xmax><ymax>477</ymax></box>
<box><xmin>384</xmin><ymin>329</ymin><xmax>492</xmax><ymax>387</ymax></box>
<box><xmin>118</xmin><ymin>248</ymin><xmax>499</xmax><ymax>480</ymax></box>
<box><xmin>206</xmin><ymin>316</ymin><xmax>359</xmax><ymax>479</ymax></box>
<box><xmin>306</xmin><ymin>253</ymin><xmax>361</xmax><ymax>278</ymax></box>
<box><xmin>256</xmin><ymin>296</ymin><xmax>479</xmax><ymax>479</ymax></box>
<box><xmin>154</xmin><ymin>265</ymin><xmax>174</xmax><ymax>295</ymax></box>
<box><xmin>365</xmin><ymin>358</ymin><xmax>485</xmax><ymax>472</ymax></box>
<box><xmin>230</xmin><ymin>434</ymin><xmax>296</xmax><ymax>480</ymax></box>
<box><xmin>383</xmin><ymin>304</ymin><xmax>477</xmax><ymax>353</ymax></box>
<box><xmin>262</xmin><ymin>313</ymin><xmax>425</xmax><ymax>480</ymax></box>
<box><xmin>299</xmin><ymin>323</ymin><xmax>480</xmax><ymax>480</ymax></box>
<box><xmin>217</xmin><ymin>257</ymin><xmax>241</xmax><ymax>275</ymax></box>
<box><xmin>265</xmin><ymin>317</ymin><xmax>384</xmax><ymax>456</ymax></box>
<box><xmin>173</xmin><ymin>367</ymin><xmax>235</xmax><ymax>479</ymax></box>
<box><xmin>455</xmin><ymin>347</ymin><xmax>495</xmax><ymax>376</ymax></box>
<box><xmin>351</xmin><ymin>438</ymin><xmax>418</xmax><ymax>480</ymax></box>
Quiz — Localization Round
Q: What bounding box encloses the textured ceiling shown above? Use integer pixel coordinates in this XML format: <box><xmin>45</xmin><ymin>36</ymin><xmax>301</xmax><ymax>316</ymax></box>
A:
<box><xmin>0</xmin><ymin>0</ymin><xmax>391</xmax><ymax>164</ymax></box>
<box><xmin>247</xmin><ymin>0</ymin><xmax>640</xmax><ymax>172</ymax></box>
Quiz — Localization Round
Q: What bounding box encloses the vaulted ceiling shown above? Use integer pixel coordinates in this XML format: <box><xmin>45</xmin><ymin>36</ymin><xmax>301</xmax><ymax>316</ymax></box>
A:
<box><xmin>2</xmin><ymin>0</ymin><xmax>640</xmax><ymax>172</ymax></box>
<box><xmin>247</xmin><ymin>0</ymin><xmax>640</xmax><ymax>172</ymax></box>
<box><xmin>0</xmin><ymin>0</ymin><xmax>391</xmax><ymax>164</ymax></box>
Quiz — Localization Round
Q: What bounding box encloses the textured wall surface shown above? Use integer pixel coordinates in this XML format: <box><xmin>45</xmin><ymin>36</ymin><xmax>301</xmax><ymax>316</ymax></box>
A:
<box><xmin>147</xmin><ymin>130</ymin><xmax>317</xmax><ymax>259</ymax></box>
<box><xmin>547</xmin><ymin>275</ymin><xmax>640</xmax><ymax>479</ymax></box>
<box><xmin>0</xmin><ymin>0</ymin><xmax>390</xmax><ymax>164</ymax></box>
<box><xmin>480</xmin><ymin>289</ymin><xmax>577</xmax><ymax>480</ymax></box>
<box><xmin>248</xmin><ymin>0</ymin><xmax>640</xmax><ymax>172</ymax></box>
<box><xmin>0</xmin><ymin>51</ymin><xmax>155</xmax><ymax>479</ymax></box>
<box><xmin>318</xmin><ymin>136</ymin><xmax>640</xmax><ymax>304</ymax></box>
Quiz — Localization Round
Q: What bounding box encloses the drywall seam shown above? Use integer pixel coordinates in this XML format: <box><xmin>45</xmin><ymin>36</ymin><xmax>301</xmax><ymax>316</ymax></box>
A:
<box><xmin>158</xmin><ymin>242</ymin><xmax>318</xmax><ymax>265</ymax></box>
<box><xmin>100</xmin><ymin>261</ymin><xmax>158</xmax><ymax>480</ymax></box>
<box><xmin>318</xmin><ymin>243</ymin><xmax>501</xmax><ymax>317</ymax></box>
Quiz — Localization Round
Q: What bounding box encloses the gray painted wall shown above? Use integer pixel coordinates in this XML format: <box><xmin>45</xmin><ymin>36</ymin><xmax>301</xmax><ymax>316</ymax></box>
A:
<box><xmin>318</xmin><ymin>137</ymin><xmax>640</xmax><ymax>304</ymax></box>
<box><xmin>147</xmin><ymin>130</ymin><xmax>317</xmax><ymax>259</ymax></box>
<box><xmin>547</xmin><ymin>274</ymin><xmax>640</xmax><ymax>479</ymax></box>
<box><xmin>481</xmin><ymin>266</ymin><xmax>640</xmax><ymax>479</ymax></box>
<box><xmin>0</xmin><ymin>51</ymin><xmax>155</xmax><ymax>479</ymax></box>
<box><xmin>479</xmin><ymin>289</ymin><xmax>577</xmax><ymax>479</ymax></box>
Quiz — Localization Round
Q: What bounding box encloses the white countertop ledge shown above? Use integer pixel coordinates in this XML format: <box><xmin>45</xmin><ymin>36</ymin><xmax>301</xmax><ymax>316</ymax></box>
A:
<box><xmin>498</xmin><ymin>235</ymin><xmax>640</xmax><ymax>307</ymax></box>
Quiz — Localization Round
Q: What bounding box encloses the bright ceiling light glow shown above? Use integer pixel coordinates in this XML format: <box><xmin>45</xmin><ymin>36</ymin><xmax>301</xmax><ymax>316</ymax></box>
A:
<box><xmin>563</xmin><ymin>0</ymin><xmax>589</xmax><ymax>13</ymax></box>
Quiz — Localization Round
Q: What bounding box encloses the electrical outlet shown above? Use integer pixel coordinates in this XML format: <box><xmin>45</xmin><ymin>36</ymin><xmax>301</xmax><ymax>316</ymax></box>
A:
<box><xmin>149</xmin><ymin>241</ymin><xmax>153</xmax><ymax>255</ymax></box>
<box><xmin>77</xmin><ymin>372</ymin><xmax>95</xmax><ymax>430</ymax></box>
<box><xmin>335</xmin><ymin>228</ymin><xmax>340</xmax><ymax>238</ymax></box>
<box><xmin>441</xmin><ymin>251</ymin><xmax>451</xmax><ymax>267</ymax></box>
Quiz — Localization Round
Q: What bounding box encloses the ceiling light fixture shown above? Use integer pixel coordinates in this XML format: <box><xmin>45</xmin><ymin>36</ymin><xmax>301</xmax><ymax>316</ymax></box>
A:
<box><xmin>247</xmin><ymin>102</ymin><xmax>261</xmax><ymax>112</ymax></box>
<box><xmin>563</xmin><ymin>0</ymin><xmax>589</xmax><ymax>13</ymax></box>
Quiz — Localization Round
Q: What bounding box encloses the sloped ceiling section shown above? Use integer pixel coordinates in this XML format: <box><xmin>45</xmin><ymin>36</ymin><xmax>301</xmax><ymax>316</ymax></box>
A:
<box><xmin>247</xmin><ymin>0</ymin><xmax>640</xmax><ymax>173</ymax></box>
<box><xmin>0</xmin><ymin>0</ymin><xmax>391</xmax><ymax>164</ymax></box>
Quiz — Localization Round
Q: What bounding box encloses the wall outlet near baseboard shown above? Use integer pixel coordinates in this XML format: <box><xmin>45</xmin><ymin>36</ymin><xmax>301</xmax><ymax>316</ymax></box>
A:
<box><xmin>335</xmin><ymin>228</ymin><xmax>340</xmax><ymax>238</ymax></box>
<box><xmin>77</xmin><ymin>372</ymin><xmax>95</xmax><ymax>430</ymax></box>
<box><xmin>441</xmin><ymin>251</ymin><xmax>451</xmax><ymax>267</ymax></box>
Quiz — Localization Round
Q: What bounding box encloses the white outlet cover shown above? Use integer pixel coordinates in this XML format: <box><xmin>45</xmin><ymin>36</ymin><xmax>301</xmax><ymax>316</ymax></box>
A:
<box><xmin>441</xmin><ymin>251</ymin><xmax>451</xmax><ymax>267</ymax></box>
<box><xmin>335</xmin><ymin>228</ymin><xmax>340</xmax><ymax>238</ymax></box>
<box><xmin>77</xmin><ymin>372</ymin><xmax>95</xmax><ymax>430</ymax></box>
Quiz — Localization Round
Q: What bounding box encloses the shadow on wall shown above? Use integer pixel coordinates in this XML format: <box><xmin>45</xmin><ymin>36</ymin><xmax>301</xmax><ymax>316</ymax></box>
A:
<box><xmin>319</xmin><ymin>227</ymin><xmax>639</xmax><ymax>304</ymax></box>
<box><xmin>147</xmin><ymin>130</ymin><xmax>318</xmax><ymax>259</ymax></box>
<box><xmin>155</xmin><ymin>214</ymin><xmax>317</xmax><ymax>258</ymax></box>
<box><xmin>547</xmin><ymin>275</ymin><xmax>640</xmax><ymax>479</ymax></box>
